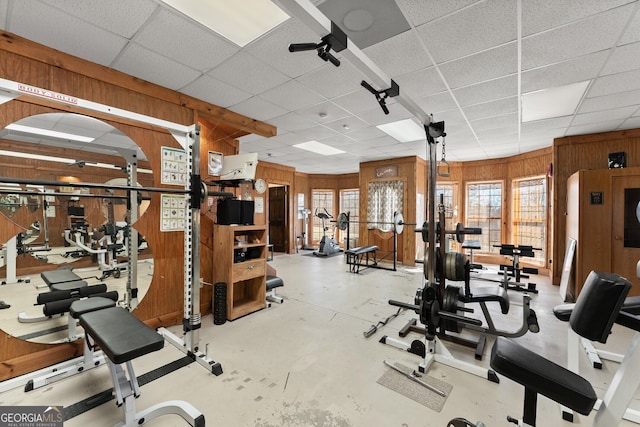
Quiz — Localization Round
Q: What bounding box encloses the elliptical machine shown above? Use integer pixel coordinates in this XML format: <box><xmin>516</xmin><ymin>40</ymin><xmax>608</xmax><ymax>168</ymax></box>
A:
<box><xmin>313</xmin><ymin>207</ymin><xmax>341</xmax><ymax>257</ymax></box>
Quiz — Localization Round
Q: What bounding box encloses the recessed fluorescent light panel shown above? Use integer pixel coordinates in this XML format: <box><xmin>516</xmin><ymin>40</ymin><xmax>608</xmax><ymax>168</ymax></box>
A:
<box><xmin>5</xmin><ymin>123</ymin><xmax>95</xmax><ymax>142</ymax></box>
<box><xmin>377</xmin><ymin>119</ymin><xmax>424</xmax><ymax>142</ymax></box>
<box><xmin>293</xmin><ymin>141</ymin><xmax>345</xmax><ymax>155</ymax></box>
<box><xmin>522</xmin><ymin>80</ymin><xmax>590</xmax><ymax>122</ymax></box>
<box><xmin>161</xmin><ymin>0</ymin><xmax>289</xmax><ymax>47</ymax></box>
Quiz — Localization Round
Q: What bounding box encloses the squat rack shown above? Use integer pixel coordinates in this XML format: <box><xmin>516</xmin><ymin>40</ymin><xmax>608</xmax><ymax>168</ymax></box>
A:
<box><xmin>0</xmin><ymin>77</ymin><xmax>225</xmax><ymax>378</ymax></box>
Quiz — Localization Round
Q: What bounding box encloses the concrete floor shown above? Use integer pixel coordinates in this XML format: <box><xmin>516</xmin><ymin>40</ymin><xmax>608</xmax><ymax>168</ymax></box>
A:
<box><xmin>0</xmin><ymin>251</ymin><xmax>639</xmax><ymax>426</ymax></box>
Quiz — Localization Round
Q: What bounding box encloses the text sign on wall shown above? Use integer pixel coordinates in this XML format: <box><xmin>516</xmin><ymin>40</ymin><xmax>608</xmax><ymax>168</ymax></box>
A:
<box><xmin>375</xmin><ymin>165</ymin><xmax>398</xmax><ymax>178</ymax></box>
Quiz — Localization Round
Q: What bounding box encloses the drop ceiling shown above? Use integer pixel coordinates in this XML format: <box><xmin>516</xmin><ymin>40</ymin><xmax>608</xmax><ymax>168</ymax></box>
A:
<box><xmin>1</xmin><ymin>0</ymin><xmax>639</xmax><ymax>174</ymax></box>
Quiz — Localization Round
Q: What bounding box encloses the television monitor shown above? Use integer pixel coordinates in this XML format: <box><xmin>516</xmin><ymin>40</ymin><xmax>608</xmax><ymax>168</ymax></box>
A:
<box><xmin>219</xmin><ymin>153</ymin><xmax>258</xmax><ymax>181</ymax></box>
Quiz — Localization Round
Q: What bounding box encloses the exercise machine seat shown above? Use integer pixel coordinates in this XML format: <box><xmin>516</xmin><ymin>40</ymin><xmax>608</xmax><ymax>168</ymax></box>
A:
<box><xmin>266</xmin><ymin>275</ymin><xmax>283</xmax><ymax>291</ymax></box>
<box><xmin>80</xmin><ymin>307</ymin><xmax>163</xmax><ymax>364</ymax></box>
<box><xmin>459</xmin><ymin>286</ymin><xmax>510</xmax><ymax>314</ymax></box>
<box><xmin>345</xmin><ymin>245</ymin><xmax>378</xmax><ymax>255</ymax></box>
<box><xmin>41</xmin><ymin>269</ymin><xmax>82</xmax><ymax>286</ymax></box>
<box><xmin>489</xmin><ymin>270</ymin><xmax>631</xmax><ymax>425</ymax></box>
<box><xmin>491</xmin><ymin>337</ymin><xmax>597</xmax><ymax>415</ymax></box>
<box><xmin>69</xmin><ymin>296</ymin><xmax>116</xmax><ymax>319</ymax></box>
<box><xmin>555</xmin><ymin>295</ymin><xmax>640</xmax><ymax>322</ymax></box>
<box><xmin>50</xmin><ymin>280</ymin><xmax>88</xmax><ymax>292</ymax></box>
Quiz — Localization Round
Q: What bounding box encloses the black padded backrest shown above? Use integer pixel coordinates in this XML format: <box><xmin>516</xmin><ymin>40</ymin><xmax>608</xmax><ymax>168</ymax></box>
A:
<box><xmin>570</xmin><ymin>270</ymin><xmax>631</xmax><ymax>343</ymax></box>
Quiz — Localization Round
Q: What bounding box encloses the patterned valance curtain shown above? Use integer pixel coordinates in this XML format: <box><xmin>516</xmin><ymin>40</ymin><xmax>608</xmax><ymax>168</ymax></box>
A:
<box><xmin>367</xmin><ymin>180</ymin><xmax>404</xmax><ymax>232</ymax></box>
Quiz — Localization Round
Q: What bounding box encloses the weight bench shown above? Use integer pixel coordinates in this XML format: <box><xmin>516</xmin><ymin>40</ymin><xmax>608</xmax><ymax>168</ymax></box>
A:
<box><xmin>79</xmin><ymin>307</ymin><xmax>205</xmax><ymax>427</ymax></box>
<box><xmin>41</xmin><ymin>268</ymin><xmax>87</xmax><ymax>292</ymax></box>
<box><xmin>554</xmin><ymin>294</ymin><xmax>640</xmax><ymax>423</ymax></box>
<box><xmin>24</xmin><ymin>296</ymin><xmax>117</xmax><ymax>391</ymax></box>
<box><xmin>461</xmin><ymin>239</ymin><xmax>482</xmax><ymax>269</ymax></box>
<box><xmin>490</xmin><ymin>270</ymin><xmax>632</xmax><ymax>426</ymax></box>
<box><xmin>345</xmin><ymin>245</ymin><xmax>379</xmax><ymax>273</ymax></box>
<box><xmin>266</xmin><ymin>275</ymin><xmax>284</xmax><ymax>305</ymax></box>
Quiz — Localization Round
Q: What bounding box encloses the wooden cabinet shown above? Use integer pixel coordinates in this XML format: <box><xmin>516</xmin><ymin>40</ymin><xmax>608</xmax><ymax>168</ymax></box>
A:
<box><xmin>566</xmin><ymin>168</ymin><xmax>640</xmax><ymax>299</ymax></box>
<box><xmin>213</xmin><ymin>224</ymin><xmax>267</xmax><ymax>320</ymax></box>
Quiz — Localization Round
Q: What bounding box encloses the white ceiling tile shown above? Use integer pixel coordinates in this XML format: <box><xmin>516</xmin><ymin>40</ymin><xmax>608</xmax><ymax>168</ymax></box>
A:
<box><xmin>619</xmin><ymin>6</ymin><xmax>640</xmax><ymax>45</ymax></box>
<box><xmin>438</xmin><ymin>43</ymin><xmax>517</xmax><ymax>89</ymax></box>
<box><xmin>522</xmin><ymin>4</ymin><xmax>634</xmax><ymax>70</ymax></box>
<box><xmin>416</xmin><ymin>0</ymin><xmax>516</xmax><ymax>64</ymax></box>
<box><xmin>571</xmin><ymin>105</ymin><xmax>639</xmax><ymax>126</ymax></box>
<box><xmin>246</xmin><ymin>18</ymin><xmax>327</xmax><ymax>78</ymax></box>
<box><xmin>471</xmin><ymin>113</ymin><xmax>518</xmax><ymax>133</ymax></box>
<box><xmin>344</xmin><ymin>126</ymin><xmax>387</xmax><ymax>141</ymax></box>
<box><xmin>580</xmin><ymin>89</ymin><xmax>640</xmax><ymax>113</ymax></box>
<box><xmin>229</xmin><ymin>96</ymin><xmax>288</xmax><ymax>121</ymax></box>
<box><xmin>330</xmin><ymin>89</ymin><xmax>381</xmax><ymax>115</ymax></box>
<box><xmin>134</xmin><ymin>8</ymin><xmax>239</xmax><ymax>72</ymax></box>
<box><xmin>602</xmin><ymin>41</ymin><xmax>640</xmax><ymax>75</ymax></box>
<box><xmin>395</xmin><ymin>0</ymin><xmax>481</xmax><ymax>27</ymax></box>
<box><xmin>588</xmin><ymin>69</ymin><xmax>640</xmax><ymax>97</ymax></box>
<box><xmin>113</xmin><ymin>43</ymin><xmax>200</xmax><ymax>90</ymax></box>
<box><xmin>296</xmin><ymin>61</ymin><xmax>364</xmax><ymax>99</ymax></box>
<box><xmin>521</xmin><ymin>117</ymin><xmax>574</xmax><ymax>133</ymax></box>
<box><xmin>292</xmin><ymin>125</ymin><xmax>339</xmax><ymax>141</ymax></box>
<box><xmin>267</xmin><ymin>112</ymin><xmax>318</xmax><ymax>132</ymax></box>
<box><xmin>522</xmin><ymin>0</ymin><xmax>634</xmax><ymax>36</ymax></box>
<box><xmin>259</xmin><ymin>80</ymin><xmax>325</xmax><ymax>111</ymax></box>
<box><xmin>208</xmin><ymin>51</ymin><xmax>289</xmax><ymax>96</ymax></box>
<box><xmin>181</xmin><ymin>75</ymin><xmax>252</xmax><ymax>108</ymax></box>
<box><xmin>430</xmin><ymin>108</ymin><xmax>468</xmax><ymax>126</ymax></box>
<box><xmin>566</xmin><ymin>119</ymin><xmax>626</xmax><ymax>136</ymax></box>
<box><xmin>356</xmin><ymin>101</ymin><xmax>413</xmax><ymax>126</ymax></box>
<box><xmin>296</xmin><ymin>101</ymin><xmax>351</xmax><ymax>124</ymax></box>
<box><xmin>0</xmin><ymin>0</ymin><xmax>8</xmax><ymax>24</ymax></box>
<box><xmin>322</xmin><ymin>116</ymin><xmax>369</xmax><ymax>134</ymax></box>
<box><xmin>414</xmin><ymin>92</ymin><xmax>458</xmax><ymax>115</ymax></box>
<box><xmin>394</xmin><ymin>67</ymin><xmax>447</xmax><ymax>100</ymax></box>
<box><xmin>619</xmin><ymin>116</ymin><xmax>640</xmax><ymax>129</ymax></box>
<box><xmin>317</xmin><ymin>134</ymin><xmax>357</xmax><ymax>147</ymax></box>
<box><xmin>521</xmin><ymin>50</ymin><xmax>608</xmax><ymax>93</ymax></box>
<box><xmin>452</xmin><ymin>75</ymin><xmax>518</xmax><ymax>106</ymax></box>
<box><xmin>463</xmin><ymin>97</ymin><xmax>518</xmax><ymax>121</ymax></box>
<box><xmin>364</xmin><ymin>30</ymin><xmax>433</xmax><ymax>78</ymax></box>
<box><xmin>10</xmin><ymin>1</ymin><xmax>128</xmax><ymax>66</ymax></box>
<box><xmin>39</xmin><ymin>0</ymin><xmax>158</xmax><ymax>38</ymax></box>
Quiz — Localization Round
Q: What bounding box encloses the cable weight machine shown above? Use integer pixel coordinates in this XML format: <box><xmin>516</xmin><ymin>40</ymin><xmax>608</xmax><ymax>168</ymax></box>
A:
<box><xmin>386</xmin><ymin>120</ymin><xmax>540</xmax><ymax>382</ymax></box>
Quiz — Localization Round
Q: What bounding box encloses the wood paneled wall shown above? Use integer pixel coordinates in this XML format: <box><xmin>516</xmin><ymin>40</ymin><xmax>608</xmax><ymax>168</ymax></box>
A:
<box><xmin>553</xmin><ymin>128</ymin><xmax>640</xmax><ymax>284</ymax></box>
<box><xmin>0</xmin><ymin>32</ymin><xmax>274</xmax><ymax>380</ymax></box>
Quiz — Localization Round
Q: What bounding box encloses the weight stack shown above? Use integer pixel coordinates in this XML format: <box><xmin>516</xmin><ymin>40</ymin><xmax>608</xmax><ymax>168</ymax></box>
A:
<box><xmin>213</xmin><ymin>282</ymin><xmax>227</xmax><ymax>325</ymax></box>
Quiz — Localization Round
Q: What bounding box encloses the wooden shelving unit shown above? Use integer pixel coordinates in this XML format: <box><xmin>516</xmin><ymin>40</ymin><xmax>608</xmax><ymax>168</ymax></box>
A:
<box><xmin>212</xmin><ymin>224</ymin><xmax>267</xmax><ymax>320</ymax></box>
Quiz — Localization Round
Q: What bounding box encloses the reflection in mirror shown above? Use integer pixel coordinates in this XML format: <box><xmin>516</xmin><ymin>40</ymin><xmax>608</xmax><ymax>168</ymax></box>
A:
<box><xmin>0</xmin><ymin>113</ymin><xmax>154</xmax><ymax>343</ymax></box>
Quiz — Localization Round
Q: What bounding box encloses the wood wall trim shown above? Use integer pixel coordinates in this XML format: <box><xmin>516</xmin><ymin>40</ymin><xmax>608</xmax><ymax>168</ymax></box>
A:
<box><xmin>0</xmin><ymin>31</ymin><xmax>276</xmax><ymax>138</ymax></box>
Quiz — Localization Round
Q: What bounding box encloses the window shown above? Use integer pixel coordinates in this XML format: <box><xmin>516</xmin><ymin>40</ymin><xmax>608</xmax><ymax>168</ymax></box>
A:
<box><xmin>436</xmin><ymin>182</ymin><xmax>459</xmax><ymax>232</ymax></box>
<box><xmin>512</xmin><ymin>176</ymin><xmax>546</xmax><ymax>264</ymax></box>
<box><xmin>312</xmin><ymin>190</ymin><xmax>334</xmax><ymax>242</ymax></box>
<box><xmin>367</xmin><ymin>180</ymin><xmax>404</xmax><ymax>232</ymax></box>
<box><xmin>339</xmin><ymin>189</ymin><xmax>359</xmax><ymax>245</ymax></box>
<box><xmin>466</xmin><ymin>181</ymin><xmax>502</xmax><ymax>253</ymax></box>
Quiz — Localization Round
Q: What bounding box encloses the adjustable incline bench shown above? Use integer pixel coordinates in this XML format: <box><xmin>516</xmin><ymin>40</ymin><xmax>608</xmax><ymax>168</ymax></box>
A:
<box><xmin>80</xmin><ymin>307</ymin><xmax>205</xmax><ymax>427</ymax></box>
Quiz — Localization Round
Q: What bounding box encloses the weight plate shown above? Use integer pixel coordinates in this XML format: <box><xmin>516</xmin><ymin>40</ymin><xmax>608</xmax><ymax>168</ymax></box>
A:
<box><xmin>336</xmin><ymin>212</ymin><xmax>349</xmax><ymax>230</ymax></box>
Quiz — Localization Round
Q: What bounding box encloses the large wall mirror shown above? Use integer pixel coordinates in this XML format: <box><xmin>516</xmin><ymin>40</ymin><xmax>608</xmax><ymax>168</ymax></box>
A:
<box><xmin>0</xmin><ymin>112</ymin><xmax>154</xmax><ymax>343</ymax></box>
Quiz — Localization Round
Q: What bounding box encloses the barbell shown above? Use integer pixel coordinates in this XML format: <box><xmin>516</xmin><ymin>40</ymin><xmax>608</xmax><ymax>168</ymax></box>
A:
<box><xmin>335</xmin><ymin>211</ymin><xmax>414</xmax><ymax>235</ymax></box>
<box><xmin>415</xmin><ymin>222</ymin><xmax>482</xmax><ymax>244</ymax></box>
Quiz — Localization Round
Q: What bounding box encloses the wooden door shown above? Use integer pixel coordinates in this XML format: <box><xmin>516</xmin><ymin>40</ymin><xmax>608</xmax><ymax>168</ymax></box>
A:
<box><xmin>612</xmin><ymin>175</ymin><xmax>640</xmax><ymax>295</ymax></box>
<box><xmin>268</xmin><ymin>186</ymin><xmax>288</xmax><ymax>253</ymax></box>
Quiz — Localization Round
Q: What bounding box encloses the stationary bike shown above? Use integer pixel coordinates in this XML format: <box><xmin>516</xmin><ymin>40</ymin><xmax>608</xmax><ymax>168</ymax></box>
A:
<box><xmin>313</xmin><ymin>208</ymin><xmax>341</xmax><ymax>257</ymax></box>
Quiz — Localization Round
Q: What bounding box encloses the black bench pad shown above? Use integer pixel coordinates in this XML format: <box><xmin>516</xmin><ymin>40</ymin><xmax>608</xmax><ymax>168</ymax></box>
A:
<box><xmin>70</xmin><ymin>297</ymin><xmax>116</xmax><ymax>319</ymax></box>
<box><xmin>461</xmin><ymin>240</ymin><xmax>481</xmax><ymax>250</ymax></box>
<box><xmin>345</xmin><ymin>245</ymin><xmax>378</xmax><ymax>255</ymax></box>
<box><xmin>266</xmin><ymin>275</ymin><xmax>283</xmax><ymax>291</ymax></box>
<box><xmin>41</xmin><ymin>269</ymin><xmax>82</xmax><ymax>286</ymax></box>
<box><xmin>50</xmin><ymin>280</ymin><xmax>88</xmax><ymax>292</ymax></box>
<box><xmin>79</xmin><ymin>307</ymin><xmax>164</xmax><ymax>365</ymax></box>
<box><xmin>554</xmin><ymin>295</ymin><xmax>640</xmax><ymax>322</ymax></box>
<box><xmin>491</xmin><ymin>337</ymin><xmax>597</xmax><ymax>415</ymax></box>
<box><xmin>460</xmin><ymin>286</ymin><xmax>510</xmax><ymax>314</ymax></box>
